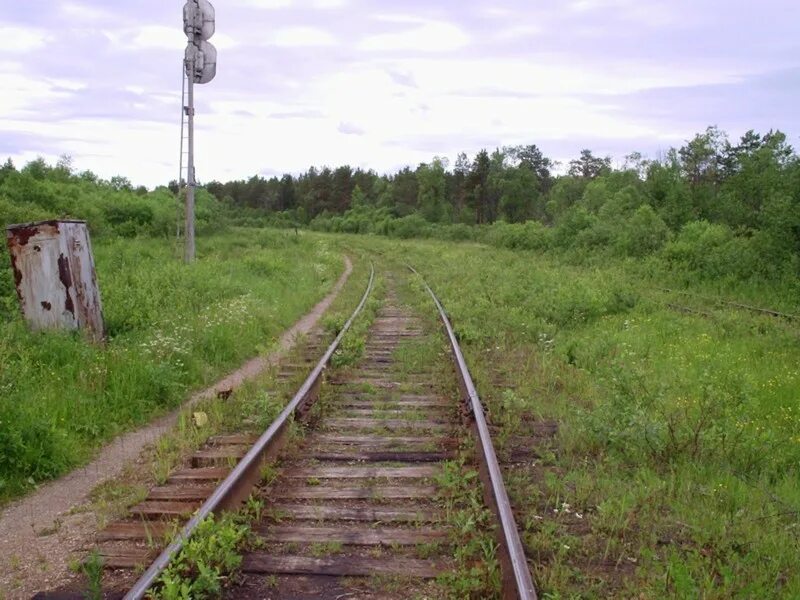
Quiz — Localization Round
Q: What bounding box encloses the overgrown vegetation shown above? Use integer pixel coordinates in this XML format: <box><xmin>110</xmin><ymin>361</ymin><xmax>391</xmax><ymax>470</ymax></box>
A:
<box><xmin>155</xmin><ymin>510</ymin><xmax>253</xmax><ymax>599</ymax></box>
<box><xmin>2</xmin><ymin>125</ymin><xmax>799</xmax><ymax>596</ymax></box>
<box><xmin>331</xmin><ymin>235</ymin><xmax>800</xmax><ymax>598</ymax></box>
<box><xmin>0</xmin><ymin>166</ymin><xmax>343</xmax><ymax>503</ymax></box>
<box><xmin>200</xmin><ymin>127</ymin><xmax>799</xmax><ymax>291</ymax></box>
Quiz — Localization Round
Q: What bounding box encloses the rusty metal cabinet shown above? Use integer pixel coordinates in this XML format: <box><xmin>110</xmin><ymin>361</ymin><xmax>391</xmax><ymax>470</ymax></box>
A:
<box><xmin>6</xmin><ymin>220</ymin><xmax>105</xmax><ymax>342</ymax></box>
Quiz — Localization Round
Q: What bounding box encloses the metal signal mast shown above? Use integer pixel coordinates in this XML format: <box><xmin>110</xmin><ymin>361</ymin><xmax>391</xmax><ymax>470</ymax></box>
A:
<box><xmin>181</xmin><ymin>0</ymin><xmax>217</xmax><ymax>263</ymax></box>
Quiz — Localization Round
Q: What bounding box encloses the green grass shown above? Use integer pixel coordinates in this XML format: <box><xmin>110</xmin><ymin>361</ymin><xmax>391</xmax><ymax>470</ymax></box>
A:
<box><xmin>327</xmin><ymin>233</ymin><xmax>800</xmax><ymax>599</ymax></box>
<box><xmin>0</xmin><ymin>228</ymin><xmax>343</xmax><ymax>504</ymax></box>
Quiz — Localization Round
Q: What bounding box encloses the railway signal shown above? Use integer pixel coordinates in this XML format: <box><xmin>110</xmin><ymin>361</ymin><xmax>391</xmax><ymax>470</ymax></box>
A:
<box><xmin>182</xmin><ymin>0</ymin><xmax>217</xmax><ymax>263</ymax></box>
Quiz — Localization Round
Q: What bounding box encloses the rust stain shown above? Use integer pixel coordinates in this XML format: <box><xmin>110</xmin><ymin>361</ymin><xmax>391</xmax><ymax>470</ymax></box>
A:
<box><xmin>9</xmin><ymin>253</ymin><xmax>24</xmax><ymax>306</ymax></box>
<box><xmin>41</xmin><ymin>301</ymin><xmax>52</xmax><ymax>311</ymax></box>
<box><xmin>11</xmin><ymin>225</ymin><xmax>40</xmax><ymax>247</ymax></box>
<box><xmin>10</xmin><ymin>254</ymin><xmax>23</xmax><ymax>288</ymax></box>
<box><xmin>57</xmin><ymin>253</ymin><xmax>75</xmax><ymax>316</ymax></box>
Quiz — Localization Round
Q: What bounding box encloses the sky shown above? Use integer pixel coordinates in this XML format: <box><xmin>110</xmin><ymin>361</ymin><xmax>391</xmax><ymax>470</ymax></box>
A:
<box><xmin>1</xmin><ymin>0</ymin><xmax>799</xmax><ymax>188</ymax></box>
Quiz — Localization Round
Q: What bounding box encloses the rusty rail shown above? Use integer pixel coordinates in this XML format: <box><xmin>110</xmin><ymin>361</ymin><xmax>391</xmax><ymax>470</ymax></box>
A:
<box><xmin>658</xmin><ymin>287</ymin><xmax>799</xmax><ymax>321</ymax></box>
<box><xmin>409</xmin><ymin>266</ymin><xmax>538</xmax><ymax>600</ymax></box>
<box><xmin>124</xmin><ymin>263</ymin><xmax>375</xmax><ymax>600</ymax></box>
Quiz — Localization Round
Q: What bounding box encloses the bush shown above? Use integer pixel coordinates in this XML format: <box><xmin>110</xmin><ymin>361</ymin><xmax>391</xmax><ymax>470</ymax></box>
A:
<box><xmin>615</xmin><ymin>204</ymin><xmax>670</xmax><ymax>257</ymax></box>
<box><xmin>389</xmin><ymin>214</ymin><xmax>432</xmax><ymax>239</ymax></box>
<box><xmin>484</xmin><ymin>221</ymin><xmax>552</xmax><ymax>251</ymax></box>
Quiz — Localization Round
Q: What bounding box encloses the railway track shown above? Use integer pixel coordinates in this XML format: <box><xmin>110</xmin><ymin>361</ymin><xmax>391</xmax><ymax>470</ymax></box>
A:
<box><xmin>82</xmin><ymin>266</ymin><xmax>536</xmax><ymax>599</ymax></box>
<box><xmin>656</xmin><ymin>287</ymin><xmax>799</xmax><ymax>322</ymax></box>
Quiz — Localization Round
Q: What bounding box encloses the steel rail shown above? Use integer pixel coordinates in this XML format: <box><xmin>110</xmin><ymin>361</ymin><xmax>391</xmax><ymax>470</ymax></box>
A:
<box><xmin>124</xmin><ymin>263</ymin><xmax>375</xmax><ymax>600</ymax></box>
<box><xmin>409</xmin><ymin>266</ymin><xmax>538</xmax><ymax>600</ymax></box>
<box><xmin>657</xmin><ymin>287</ymin><xmax>799</xmax><ymax>321</ymax></box>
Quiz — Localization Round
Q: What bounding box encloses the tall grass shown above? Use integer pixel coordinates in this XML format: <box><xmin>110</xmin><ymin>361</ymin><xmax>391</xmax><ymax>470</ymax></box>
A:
<box><xmin>0</xmin><ymin>229</ymin><xmax>341</xmax><ymax>504</ymax></box>
<box><xmin>333</xmin><ymin>233</ymin><xmax>800</xmax><ymax>598</ymax></box>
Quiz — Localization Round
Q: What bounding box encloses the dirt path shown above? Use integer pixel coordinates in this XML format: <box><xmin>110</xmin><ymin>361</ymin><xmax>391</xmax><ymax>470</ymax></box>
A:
<box><xmin>0</xmin><ymin>256</ymin><xmax>353</xmax><ymax>600</ymax></box>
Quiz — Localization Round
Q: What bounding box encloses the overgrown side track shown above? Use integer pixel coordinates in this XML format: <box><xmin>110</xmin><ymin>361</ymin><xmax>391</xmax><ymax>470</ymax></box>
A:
<box><xmin>111</xmin><ymin>266</ymin><xmax>536</xmax><ymax>599</ymax></box>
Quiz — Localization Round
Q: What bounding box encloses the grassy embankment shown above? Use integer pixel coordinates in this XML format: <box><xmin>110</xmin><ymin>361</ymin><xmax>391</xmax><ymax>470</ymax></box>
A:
<box><xmin>0</xmin><ymin>229</ymin><xmax>343</xmax><ymax>505</ymax></box>
<box><xmin>331</xmin><ymin>233</ymin><xmax>800</xmax><ymax>599</ymax></box>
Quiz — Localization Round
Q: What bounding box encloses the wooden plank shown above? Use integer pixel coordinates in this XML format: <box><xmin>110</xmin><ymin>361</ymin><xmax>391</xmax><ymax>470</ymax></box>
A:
<box><xmin>148</xmin><ymin>484</ymin><xmax>216</xmax><ymax>501</ymax></box>
<box><xmin>191</xmin><ymin>446</ymin><xmax>248</xmax><ymax>467</ymax></box>
<box><xmin>314</xmin><ymin>434</ymin><xmax>452</xmax><ymax>446</ymax></box>
<box><xmin>369</xmin><ymin>332</ymin><xmax>423</xmax><ymax>337</ymax></box>
<box><xmin>97</xmin><ymin>521</ymin><xmax>172</xmax><ymax>542</ymax></box>
<box><xmin>242</xmin><ymin>554</ymin><xmax>449</xmax><ymax>578</ymax></box>
<box><xmin>361</xmin><ymin>355</ymin><xmax>393</xmax><ymax>362</ymax></box>
<box><xmin>208</xmin><ymin>434</ymin><xmax>259</xmax><ymax>446</ymax></box>
<box><xmin>287</xmin><ymin>465</ymin><xmax>440</xmax><ymax>479</ymax></box>
<box><xmin>132</xmin><ymin>500</ymin><xmax>200</xmax><ymax>518</ymax></box>
<box><xmin>335</xmin><ymin>400</ymin><xmax>450</xmax><ymax>409</ymax></box>
<box><xmin>351</xmin><ymin>370</ymin><xmax>433</xmax><ymax>380</ymax></box>
<box><xmin>271</xmin><ymin>485</ymin><xmax>437</xmax><ymax>500</ymax></box>
<box><xmin>329</xmin><ymin>379</ymin><xmax>402</xmax><ymax>389</ymax></box>
<box><xmin>325</xmin><ymin>418</ymin><xmax>448</xmax><ymax>430</ymax></box>
<box><xmin>337</xmin><ymin>409</ymin><xmax>448</xmax><ymax>420</ymax></box>
<box><xmin>334</xmin><ymin>393</ymin><xmax>444</xmax><ymax>402</ymax></box>
<box><xmin>268</xmin><ymin>504</ymin><xmax>442</xmax><ymax>523</ymax></box>
<box><xmin>254</xmin><ymin>525</ymin><xmax>447</xmax><ymax>545</ymax></box>
<box><xmin>312</xmin><ymin>451</ymin><xmax>455</xmax><ymax>462</ymax></box>
<box><xmin>99</xmin><ymin>547</ymin><xmax>154</xmax><ymax>569</ymax></box>
<box><xmin>169</xmin><ymin>467</ymin><xmax>230</xmax><ymax>482</ymax></box>
<box><xmin>399</xmin><ymin>394</ymin><xmax>447</xmax><ymax>402</ymax></box>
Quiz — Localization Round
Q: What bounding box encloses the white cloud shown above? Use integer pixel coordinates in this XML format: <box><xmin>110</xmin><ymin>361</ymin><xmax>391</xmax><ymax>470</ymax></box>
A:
<box><xmin>60</xmin><ymin>2</ymin><xmax>112</xmax><ymax>22</ymax></box>
<box><xmin>233</xmin><ymin>0</ymin><xmax>345</xmax><ymax>8</ymax></box>
<box><xmin>360</xmin><ymin>18</ymin><xmax>469</xmax><ymax>53</ymax></box>
<box><xmin>1</xmin><ymin>0</ymin><xmax>796</xmax><ymax>188</ymax></box>
<box><xmin>103</xmin><ymin>26</ymin><xmax>181</xmax><ymax>50</ymax></box>
<box><xmin>496</xmin><ymin>25</ymin><xmax>542</xmax><ymax>41</ymax></box>
<box><xmin>0</xmin><ymin>25</ymin><xmax>48</xmax><ymax>53</ymax></box>
<box><xmin>387</xmin><ymin>57</ymin><xmax>745</xmax><ymax>98</ymax></box>
<box><xmin>338</xmin><ymin>121</ymin><xmax>365</xmax><ymax>135</ymax></box>
<box><xmin>106</xmin><ymin>26</ymin><xmax>236</xmax><ymax>51</ymax></box>
<box><xmin>0</xmin><ymin>73</ymin><xmax>76</xmax><ymax>117</ymax></box>
<box><xmin>233</xmin><ymin>0</ymin><xmax>293</xmax><ymax>8</ymax></box>
<box><xmin>568</xmin><ymin>0</ymin><xmax>676</xmax><ymax>26</ymax></box>
<box><xmin>269</xmin><ymin>26</ymin><xmax>337</xmax><ymax>47</ymax></box>
<box><xmin>313</xmin><ymin>0</ymin><xmax>347</xmax><ymax>7</ymax></box>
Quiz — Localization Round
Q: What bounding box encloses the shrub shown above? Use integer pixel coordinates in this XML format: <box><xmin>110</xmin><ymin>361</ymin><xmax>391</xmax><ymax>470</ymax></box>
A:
<box><xmin>389</xmin><ymin>214</ymin><xmax>432</xmax><ymax>239</ymax></box>
<box><xmin>615</xmin><ymin>204</ymin><xmax>670</xmax><ymax>257</ymax></box>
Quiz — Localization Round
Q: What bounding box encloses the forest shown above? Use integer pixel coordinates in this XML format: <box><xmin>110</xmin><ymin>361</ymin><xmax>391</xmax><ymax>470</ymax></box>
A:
<box><xmin>2</xmin><ymin>125</ymin><xmax>798</xmax><ymax>293</ymax></box>
<box><xmin>202</xmin><ymin>126</ymin><xmax>800</xmax><ymax>285</ymax></box>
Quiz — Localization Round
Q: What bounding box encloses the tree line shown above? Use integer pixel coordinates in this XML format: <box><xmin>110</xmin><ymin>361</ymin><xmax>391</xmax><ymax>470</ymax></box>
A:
<box><xmin>2</xmin><ymin>125</ymin><xmax>798</xmax><ymax>285</ymax></box>
<box><xmin>195</xmin><ymin>126</ymin><xmax>794</xmax><ymax>232</ymax></box>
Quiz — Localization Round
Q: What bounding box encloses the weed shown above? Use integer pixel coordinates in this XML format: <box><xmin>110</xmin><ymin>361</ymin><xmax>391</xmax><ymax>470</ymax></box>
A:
<box><xmin>309</xmin><ymin>541</ymin><xmax>343</xmax><ymax>557</ymax></box>
<box><xmin>0</xmin><ymin>230</ymin><xmax>343</xmax><ymax>505</ymax></box>
<box><xmin>81</xmin><ymin>550</ymin><xmax>103</xmax><ymax>600</ymax></box>
<box><xmin>155</xmin><ymin>513</ymin><xmax>249</xmax><ymax>599</ymax></box>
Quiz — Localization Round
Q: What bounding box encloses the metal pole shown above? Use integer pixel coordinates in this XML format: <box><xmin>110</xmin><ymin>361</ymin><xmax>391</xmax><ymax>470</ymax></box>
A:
<box><xmin>177</xmin><ymin>65</ymin><xmax>186</xmax><ymax>242</ymax></box>
<box><xmin>185</xmin><ymin>4</ymin><xmax>197</xmax><ymax>264</ymax></box>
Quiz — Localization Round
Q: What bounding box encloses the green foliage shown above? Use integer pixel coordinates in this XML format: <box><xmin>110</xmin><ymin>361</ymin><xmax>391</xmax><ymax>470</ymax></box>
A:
<box><xmin>0</xmin><ymin>230</ymin><xmax>341</xmax><ymax>504</ymax></box>
<box><xmin>335</xmin><ymin>235</ymin><xmax>799</xmax><ymax>598</ymax></box>
<box><xmin>82</xmin><ymin>550</ymin><xmax>104</xmax><ymax>600</ymax></box>
<box><xmin>0</xmin><ymin>158</ymin><xmax>227</xmax><ymax>240</ymax></box>
<box><xmin>196</xmin><ymin>126</ymin><xmax>799</xmax><ymax>285</ymax></box>
<box><xmin>435</xmin><ymin>461</ymin><xmax>500</xmax><ymax>598</ymax></box>
<box><xmin>156</xmin><ymin>513</ymin><xmax>249</xmax><ymax>599</ymax></box>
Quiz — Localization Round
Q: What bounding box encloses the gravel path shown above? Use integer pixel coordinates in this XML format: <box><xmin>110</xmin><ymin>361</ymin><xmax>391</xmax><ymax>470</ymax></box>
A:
<box><xmin>0</xmin><ymin>256</ymin><xmax>353</xmax><ymax>599</ymax></box>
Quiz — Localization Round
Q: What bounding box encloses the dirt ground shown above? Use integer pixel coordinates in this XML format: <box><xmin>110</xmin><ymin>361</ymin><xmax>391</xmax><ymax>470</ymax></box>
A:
<box><xmin>0</xmin><ymin>257</ymin><xmax>353</xmax><ymax>600</ymax></box>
